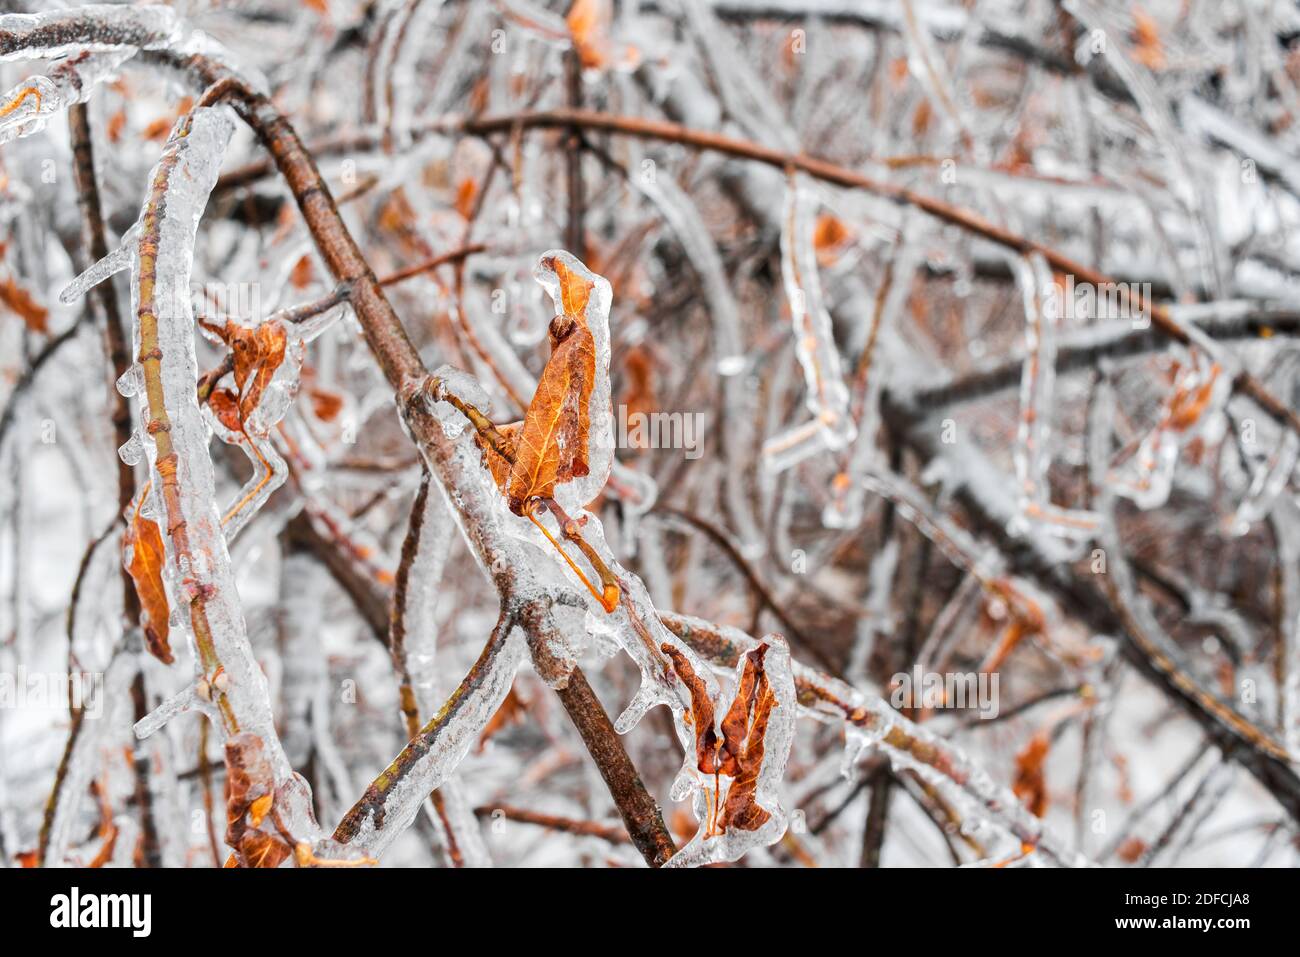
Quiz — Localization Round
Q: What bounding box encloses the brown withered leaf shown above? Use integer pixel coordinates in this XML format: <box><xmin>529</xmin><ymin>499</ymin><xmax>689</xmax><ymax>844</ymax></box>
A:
<box><xmin>124</xmin><ymin>491</ymin><xmax>172</xmax><ymax>665</ymax></box>
<box><xmin>717</xmin><ymin>645</ymin><xmax>776</xmax><ymax>832</ymax></box>
<box><xmin>660</xmin><ymin>643</ymin><xmax>719</xmax><ymax>774</ymax></box>
<box><xmin>567</xmin><ymin>0</ymin><xmax>612</xmax><ymax>70</ymax></box>
<box><xmin>224</xmin><ymin>732</ymin><xmax>276</xmax><ymax>849</ymax></box>
<box><xmin>105</xmin><ymin>109</ymin><xmax>127</xmax><ymax>143</ymax></box>
<box><xmin>207</xmin><ymin>388</ymin><xmax>243</xmax><ymax>434</ymax></box>
<box><xmin>812</xmin><ymin>213</ymin><xmax>851</xmax><ymax>266</ymax></box>
<box><xmin>454</xmin><ymin>177</ymin><xmax>477</xmax><ymax>219</ymax></box>
<box><xmin>1013</xmin><ymin>730</ymin><xmax>1051</xmax><ymax>818</ymax></box>
<box><xmin>289</xmin><ymin>254</ymin><xmax>314</xmax><ymax>289</ymax></box>
<box><xmin>548</xmin><ymin>254</ymin><xmax>593</xmax><ymax>316</ymax></box>
<box><xmin>1116</xmin><ymin>836</ymin><xmax>1148</xmax><ymax>864</ymax></box>
<box><xmin>503</xmin><ymin>315</ymin><xmax>596</xmax><ymax>514</ymax></box>
<box><xmin>1131</xmin><ymin>7</ymin><xmax>1165</xmax><ymax>71</ymax></box>
<box><xmin>201</xmin><ymin>320</ymin><xmax>289</xmax><ymax>427</ymax></box>
<box><xmin>718</xmin><ymin>644</ymin><xmax>766</xmax><ymax>776</ymax></box>
<box><xmin>308</xmin><ymin>387</ymin><xmax>344</xmax><ymax>423</ymax></box>
<box><xmin>0</xmin><ymin>276</ymin><xmax>49</xmax><ymax>334</ymax></box>
<box><xmin>619</xmin><ymin>345</ymin><xmax>656</xmax><ymax>426</ymax></box>
<box><xmin>239</xmin><ymin>829</ymin><xmax>292</xmax><ymax>869</ymax></box>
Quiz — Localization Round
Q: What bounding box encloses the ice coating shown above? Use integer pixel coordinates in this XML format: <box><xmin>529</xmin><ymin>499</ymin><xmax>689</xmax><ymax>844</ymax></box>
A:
<box><xmin>199</xmin><ymin>309</ymin><xmax>340</xmax><ymax>542</ymax></box>
<box><xmin>763</xmin><ymin>180</ymin><xmax>856</xmax><ymax>472</ymax></box>
<box><xmin>1108</xmin><ymin>346</ymin><xmax>1231</xmax><ymax>510</ymax></box>
<box><xmin>1228</xmin><ymin>431</ymin><xmax>1299</xmax><ymax>535</ymax></box>
<box><xmin>402</xmin><ymin>479</ymin><xmax>456</xmax><ymax>721</ymax></box>
<box><xmin>531</xmin><ymin>250</ymin><xmax>614</xmax><ymax>514</ymax></box>
<box><xmin>335</xmin><ymin>617</ymin><xmax>528</xmax><ymax>857</ymax></box>
<box><xmin>633</xmin><ymin>165</ymin><xmax>763</xmax><ymax>552</ymax></box>
<box><xmin>664</xmin><ymin>636</ymin><xmax>797</xmax><ymax>869</ymax></box>
<box><xmin>0</xmin><ymin>49</ymin><xmax>134</xmax><ymax>145</ymax></box>
<box><xmin>823</xmin><ymin>243</ymin><xmax>922</xmax><ymax>530</ymax></box>
<box><xmin>1007</xmin><ymin>253</ymin><xmax>1101</xmax><ymax>547</ymax></box>
<box><xmin>61</xmin><ymin>107</ymin><xmax>310</xmax><ymax>823</ymax></box>
<box><xmin>43</xmin><ymin>650</ymin><xmax>138</xmax><ymax>867</ymax></box>
<box><xmin>372</xmin><ymin>0</ymin><xmax>448</xmax><ymax>148</ymax></box>
<box><xmin>0</xmin><ymin>5</ymin><xmax>180</xmax><ymax>61</ymax></box>
<box><xmin>662</xmin><ymin>611</ymin><xmax>1086</xmax><ymax>866</ymax></box>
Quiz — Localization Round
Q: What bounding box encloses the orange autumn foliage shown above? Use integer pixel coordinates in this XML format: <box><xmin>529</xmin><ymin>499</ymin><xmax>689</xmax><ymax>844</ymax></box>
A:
<box><xmin>124</xmin><ymin>488</ymin><xmax>173</xmax><ymax>665</ymax></box>
<box><xmin>1013</xmin><ymin>731</ymin><xmax>1051</xmax><ymax>818</ymax></box>
<box><xmin>0</xmin><ymin>276</ymin><xmax>48</xmax><ymax>333</ymax></box>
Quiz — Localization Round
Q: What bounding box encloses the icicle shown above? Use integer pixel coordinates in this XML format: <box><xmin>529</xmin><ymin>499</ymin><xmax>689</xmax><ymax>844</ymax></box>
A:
<box><xmin>824</xmin><ymin>243</ymin><xmax>921</xmax><ymax>529</ymax></box>
<box><xmin>60</xmin><ymin>224</ymin><xmax>138</xmax><ymax>304</ymax></box>
<box><xmin>763</xmin><ymin>178</ymin><xmax>856</xmax><ymax>472</ymax></box>
<box><xmin>1228</xmin><ymin>431</ymin><xmax>1299</xmax><ymax>534</ymax></box>
<box><xmin>0</xmin><ymin>49</ymin><xmax>134</xmax><ymax>144</ymax></box>
<box><xmin>1007</xmin><ymin>253</ymin><xmax>1102</xmax><ymax>547</ymax></box>
<box><xmin>632</xmin><ymin>165</ymin><xmax>763</xmax><ymax>553</ymax></box>
<box><xmin>133</xmin><ymin>685</ymin><xmax>205</xmax><ymax>739</ymax></box>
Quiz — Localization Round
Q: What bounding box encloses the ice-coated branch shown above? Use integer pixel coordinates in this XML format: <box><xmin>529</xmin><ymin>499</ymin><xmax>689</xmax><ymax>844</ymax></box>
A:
<box><xmin>659</xmin><ymin>612</ymin><xmax>1087</xmax><ymax>867</ymax></box>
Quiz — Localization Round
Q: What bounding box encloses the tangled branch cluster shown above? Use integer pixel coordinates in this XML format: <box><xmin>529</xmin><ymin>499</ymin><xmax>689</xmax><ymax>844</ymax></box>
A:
<box><xmin>1</xmin><ymin>0</ymin><xmax>1298</xmax><ymax>869</ymax></box>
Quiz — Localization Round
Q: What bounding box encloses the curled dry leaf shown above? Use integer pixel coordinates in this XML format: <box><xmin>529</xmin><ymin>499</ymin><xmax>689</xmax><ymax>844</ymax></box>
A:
<box><xmin>223</xmin><ymin>733</ymin><xmax>294</xmax><ymax>868</ymax></box>
<box><xmin>716</xmin><ymin>646</ymin><xmax>777</xmax><ymax>832</ymax></box>
<box><xmin>504</xmin><ymin>314</ymin><xmax>597</xmax><ymax>514</ymax></box>
<box><xmin>662</xmin><ymin>642</ymin><xmax>779</xmax><ymax>835</ymax></box>
<box><xmin>1013</xmin><ymin>730</ymin><xmax>1052</xmax><ymax>819</ymax></box>
<box><xmin>0</xmin><ymin>275</ymin><xmax>49</xmax><ymax>334</ymax></box>
<box><xmin>200</xmin><ymin>319</ymin><xmax>289</xmax><ymax>430</ymax></box>
<box><xmin>567</xmin><ymin>0</ymin><xmax>612</xmax><ymax>70</ymax></box>
<box><xmin>661</xmin><ymin>643</ymin><xmax>719</xmax><ymax>775</ymax></box>
<box><xmin>486</xmin><ymin>256</ymin><xmax>598</xmax><ymax>515</ymax></box>
<box><xmin>124</xmin><ymin>487</ymin><xmax>173</xmax><ymax>665</ymax></box>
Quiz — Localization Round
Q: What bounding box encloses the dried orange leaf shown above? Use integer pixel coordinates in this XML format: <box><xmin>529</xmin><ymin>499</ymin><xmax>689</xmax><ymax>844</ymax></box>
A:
<box><xmin>660</xmin><ymin>643</ymin><xmax>719</xmax><ymax>774</ymax></box>
<box><xmin>567</xmin><ymin>0</ymin><xmax>612</xmax><ymax>70</ymax></box>
<box><xmin>239</xmin><ymin>830</ymin><xmax>292</xmax><ymax>868</ymax></box>
<box><xmin>0</xmin><ymin>276</ymin><xmax>48</xmax><ymax>334</ymax></box>
<box><xmin>124</xmin><ymin>491</ymin><xmax>172</xmax><ymax>665</ymax></box>
<box><xmin>290</xmin><ymin>254</ymin><xmax>314</xmax><ymax>289</ymax></box>
<box><xmin>1013</xmin><ymin>730</ymin><xmax>1051</xmax><ymax>818</ymax></box>
<box><xmin>717</xmin><ymin>679</ymin><xmax>776</xmax><ymax>831</ymax></box>
<box><xmin>504</xmin><ymin>316</ymin><xmax>597</xmax><ymax>513</ymax></box>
